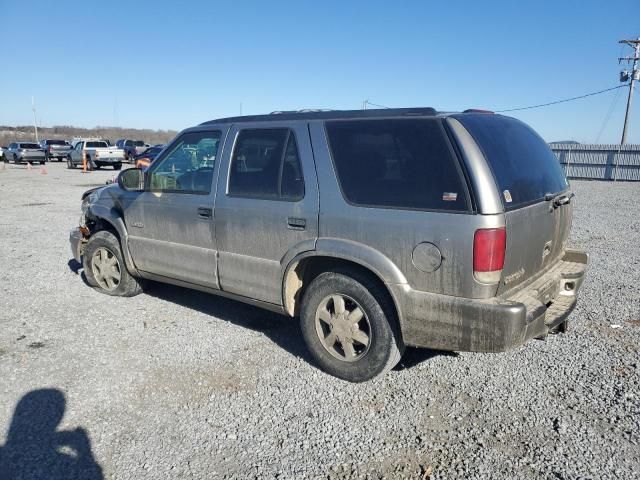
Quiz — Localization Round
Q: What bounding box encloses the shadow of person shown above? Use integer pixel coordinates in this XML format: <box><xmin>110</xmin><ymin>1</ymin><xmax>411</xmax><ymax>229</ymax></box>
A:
<box><xmin>0</xmin><ymin>389</ymin><xmax>103</xmax><ymax>480</ymax></box>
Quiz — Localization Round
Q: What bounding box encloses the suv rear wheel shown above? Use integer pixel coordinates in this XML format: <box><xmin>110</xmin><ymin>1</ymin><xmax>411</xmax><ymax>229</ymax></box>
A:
<box><xmin>83</xmin><ymin>230</ymin><xmax>143</xmax><ymax>297</ymax></box>
<box><xmin>300</xmin><ymin>268</ymin><xmax>403</xmax><ymax>382</ymax></box>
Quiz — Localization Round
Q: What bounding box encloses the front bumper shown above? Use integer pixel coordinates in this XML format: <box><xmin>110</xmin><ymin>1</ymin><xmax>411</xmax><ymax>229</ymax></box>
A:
<box><xmin>69</xmin><ymin>228</ymin><xmax>84</xmax><ymax>264</ymax></box>
<box><xmin>392</xmin><ymin>249</ymin><xmax>588</xmax><ymax>352</ymax></box>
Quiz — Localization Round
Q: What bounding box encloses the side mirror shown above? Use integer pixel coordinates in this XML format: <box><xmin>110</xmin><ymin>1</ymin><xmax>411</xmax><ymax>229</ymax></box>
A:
<box><xmin>118</xmin><ymin>168</ymin><xmax>145</xmax><ymax>191</ymax></box>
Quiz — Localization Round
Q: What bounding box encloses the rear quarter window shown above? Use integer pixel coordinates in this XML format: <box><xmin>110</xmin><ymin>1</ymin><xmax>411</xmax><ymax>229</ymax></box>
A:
<box><xmin>455</xmin><ymin>114</ymin><xmax>568</xmax><ymax>210</ymax></box>
<box><xmin>325</xmin><ymin>119</ymin><xmax>469</xmax><ymax>212</ymax></box>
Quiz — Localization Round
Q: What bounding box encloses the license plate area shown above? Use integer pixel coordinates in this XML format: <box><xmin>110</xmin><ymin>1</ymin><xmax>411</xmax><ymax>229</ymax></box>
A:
<box><xmin>534</xmin><ymin>279</ymin><xmax>560</xmax><ymax>306</ymax></box>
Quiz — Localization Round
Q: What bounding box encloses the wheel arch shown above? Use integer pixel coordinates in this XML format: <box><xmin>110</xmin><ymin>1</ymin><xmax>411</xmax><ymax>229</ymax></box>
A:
<box><xmin>87</xmin><ymin>204</ymin><xmax>139</xmax><ymax>275</ymax></box>
<box><xmin>281</xmin><ymin>239</ymin><xmax>407</xmax><ymax>327</ymax></box>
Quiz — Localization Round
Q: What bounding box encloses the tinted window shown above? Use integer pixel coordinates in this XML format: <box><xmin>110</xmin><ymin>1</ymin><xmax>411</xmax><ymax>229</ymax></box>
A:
<box><xmin>148</xmin><ymin>131</ymin><xmax>221</xmax><ymax>194</ymax></box>
<box><xmin>326</xmin><ymin>119</ymin><xmax>468</xmax><ymax>211</ymax></box>
<box><xmin>20</xmin><ymin>143</ymin><xmax>40</xmax><ymax>149</ymax></box>
<box><xmin>134</xmin><ymin>140</ymin><xmax>145</xmax><ymax>146</ymax></box>
<box><xmin>229</xmin><ymin>129</ymin><xmax>304</xmax><ymax>201</ymax></box>
<box><xmin>455</xmin><ymin>114</ymin><xmax>568</xmax><ymax>210</ymax></box>
<box><xmin>47</xmin><ymin>140</ymin><xmax>67</xmax><ymax>145</ymax></box>
<box><xmin>86</xmin><ymin>141</ymin><xmax>108</xmax><ymax>148</ymax></box>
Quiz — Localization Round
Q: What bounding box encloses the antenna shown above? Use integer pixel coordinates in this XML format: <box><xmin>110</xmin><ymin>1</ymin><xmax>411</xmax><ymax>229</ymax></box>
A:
<box><xmin>31</xmin><ymin>96</ymin><xmax>39</xmax><ymax>142</ymax></box>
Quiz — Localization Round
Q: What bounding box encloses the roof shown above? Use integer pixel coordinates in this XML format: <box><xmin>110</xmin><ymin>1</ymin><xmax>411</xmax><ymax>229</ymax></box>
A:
<box><xmin>200</xmin><ymin>107</ymin><xmax>439</xmax><ymax>125</ymax></box>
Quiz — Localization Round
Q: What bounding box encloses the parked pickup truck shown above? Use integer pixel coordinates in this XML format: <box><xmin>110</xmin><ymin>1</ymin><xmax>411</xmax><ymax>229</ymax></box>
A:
<box><xmin>40</xmin><ymin>139</ymin><xmax>72</xmax><ymax>162</ymax></box>
<box><xmin>67</xmin><ymin>140</ymin><xmax>124</xmax><ymax>170</ymax></box>
<box><xmin>116</xmin><ymin>139</ymin><xmax>149</xmax><ymax>162</ymax></box>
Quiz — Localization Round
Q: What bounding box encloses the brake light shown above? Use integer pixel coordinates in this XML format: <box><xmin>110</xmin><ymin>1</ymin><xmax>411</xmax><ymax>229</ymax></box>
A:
<box><xmin>473</xmin><ymin>227</ymin><xmax>506</xmax><ymax>284</ymax></box>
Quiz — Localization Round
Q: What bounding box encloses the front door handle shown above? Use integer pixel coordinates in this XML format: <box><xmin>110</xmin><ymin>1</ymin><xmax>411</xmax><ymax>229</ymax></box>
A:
<box><xmin>197</xmin><ymin>207</ymin><xmax>212</xmax><ymax>219</ymax></box>
<box><xmin>287</xmin><ymin>217</ymin><xmax>306</xmax><ymax>230</ymax></box>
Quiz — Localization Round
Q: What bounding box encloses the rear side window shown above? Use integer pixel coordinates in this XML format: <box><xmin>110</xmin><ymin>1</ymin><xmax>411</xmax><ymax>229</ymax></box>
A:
<box><xmin>228</xmin><ymin>129</ymin><xmax>304</xmax><ymax>201</ymax></box>
<box><xmin>325</xmin><ymin>119</ymin><xmax>469</xmax><ymax>211</ymax></box>
<box><xmin>455</xmin><ymin>114</ymin><xmax>568</xmax><ymax>210</ymax></box>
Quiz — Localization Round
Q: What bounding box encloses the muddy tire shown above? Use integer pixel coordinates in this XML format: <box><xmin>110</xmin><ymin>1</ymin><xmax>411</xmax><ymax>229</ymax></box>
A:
<box><xmin>83</xmin><ymin>230</ymin><xmax>143</xmax><ymax>297</ymax></box>
<box><xmin>300</xmin><ymin>268</ymin><xmax>404</xmax><ymax>382</ymax></box>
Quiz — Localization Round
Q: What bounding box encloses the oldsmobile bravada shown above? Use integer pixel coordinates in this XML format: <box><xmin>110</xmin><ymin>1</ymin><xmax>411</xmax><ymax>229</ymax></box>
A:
<box><xmin>70</xmin><ymin>108</ymin><xmax>588</xmax><ymax>382</ymax></box>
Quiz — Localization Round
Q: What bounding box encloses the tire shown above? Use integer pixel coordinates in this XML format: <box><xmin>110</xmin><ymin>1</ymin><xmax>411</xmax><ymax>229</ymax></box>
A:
<box><xmin>82</xmin><ymin>230</ymin><xmax>143</xmax><ymax>297</ymax></box>
<box><xmin>2</xmin><ymin>154</ymin><xmax>7</xmax><ymax>163</ymax></box>
<box><xmin>40</xmin><ymin>161</ymin><xmax>45</xmax><ymax>165</ymax></box>
<box><xmin>300</xmin><ymin>268</ymin><xmax>404</xmax><ymax>382</ymax></box>
<box><xmin>113</xmin><ymin>163</ymin><xmax>122</xmax><ymax>170</ymax></box>
<box><xmin>67</xmin><ymin>156</ymin><xmax>75</xmax><ymax>169</ymax></box>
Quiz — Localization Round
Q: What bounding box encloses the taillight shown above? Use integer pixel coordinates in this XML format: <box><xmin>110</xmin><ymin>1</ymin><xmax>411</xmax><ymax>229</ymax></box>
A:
<box><xmin>473</xmin><ymin>227</ymin><xmax>506</xmax><ymax>284</ymax></box>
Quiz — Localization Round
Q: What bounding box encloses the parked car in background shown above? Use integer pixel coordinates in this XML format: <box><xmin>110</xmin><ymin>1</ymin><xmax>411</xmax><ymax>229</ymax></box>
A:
<box><xmin>67</xmin><ymin>140</ymin><xmax>124</xmax><ymax>170</ymax></box>
<box><xmin>116</xmin><ymin>139</ymin><xmax>149</xmax><ymax>162</ymax></box>
<box><xmin>3</xmin><ymin>142</ymin><xmax>46</xmax><ymax>164</ymax></box>
<box><xmin>134</xmin><ymin>144</ymin><xmax>164</xmax><ymax>169</ymax></box>
<box><xmin>70</xmin><ymin>108</ymin><xmax>588</xmax><ymax>382</ymax></box>
<box><xmin>39</xmin><ymin>139</ymin><xmax>72</xmax><ymax>162</ymax></box>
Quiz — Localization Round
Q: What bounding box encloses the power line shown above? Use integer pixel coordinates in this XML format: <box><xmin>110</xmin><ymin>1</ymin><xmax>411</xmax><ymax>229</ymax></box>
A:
<box><xmin>495</xmin><ymin>85</ymin><xmax>626</xmax><ymax>113</ymax></box>
<box><xmin>595</xmin><ymin>86</ymin><xmax>622</xmax><ymax>143</ymax></box>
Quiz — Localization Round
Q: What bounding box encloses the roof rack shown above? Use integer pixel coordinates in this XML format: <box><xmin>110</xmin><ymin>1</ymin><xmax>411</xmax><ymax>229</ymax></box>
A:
<box><xmin>200</xmin><ymin>107</ymin><xmax>438</xmax><ymax>125</ymax></box>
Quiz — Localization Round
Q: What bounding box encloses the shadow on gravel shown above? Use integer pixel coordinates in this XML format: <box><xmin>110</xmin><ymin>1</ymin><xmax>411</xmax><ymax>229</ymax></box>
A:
<box><xmin>0</xmin><ymin>389</ymin><xmax>103</xmax><ymax>480</ymax></box>
<box><xmin>67</xmin><ymin>259</ymin><xmax>82</xmax><ymax>274</ymax></box>
<box><xmin>67</xmin><ymin>259</ymin><xmax>92</xmax><ymax>287</ymax></box>
<box><xmin>393</xmin><ymin>348</ymin><xmax>457</xmax><ymax>371</ymax></box>
<box><xmin>144</xmin><ymin>282</ymin><xmax>314</xmax><ymax>363</ymax></box>
<box><xmin>144</xmin><ymin>282</ymin><xmax>454</xmax><ymax>374</ymax></box>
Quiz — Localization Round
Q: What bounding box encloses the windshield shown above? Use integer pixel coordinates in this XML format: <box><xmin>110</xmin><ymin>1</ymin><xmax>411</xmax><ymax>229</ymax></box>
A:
<box><xmin>86</xmin><ymin>141</ymin><xmax>108</xmax><ymax>148</ymax></box>
<box><xmin>454</xmin><ymin>114</ymin><xmax>568</xmax><ymax>210</ymax></box>
<box><xmin>20</xmin><ymin>143</ymin><xmax>41</xmax><ymax>149</ymax></box>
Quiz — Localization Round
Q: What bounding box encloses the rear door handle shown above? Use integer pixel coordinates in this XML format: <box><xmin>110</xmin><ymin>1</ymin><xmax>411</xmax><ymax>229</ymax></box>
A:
<box><xmin>197</xmin><ymin>207</ymin><xmax>212</xmax><ymax>219</ymax></box>
<box><xmin>287</xmin><ymin>217</ymin><xmax>306</xmax><ymax>230</ymax></box>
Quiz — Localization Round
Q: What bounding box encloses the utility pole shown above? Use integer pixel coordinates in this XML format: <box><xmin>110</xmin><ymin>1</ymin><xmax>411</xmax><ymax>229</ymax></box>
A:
<box><xmin>31</xmin><ymin>96</ymin><xmax>39</xmax><ymax>143</ymax></box>
<box><xmin>619</xmin><ymin>38</ymin><xmax>640</xmax><ymax>145</ymax></box>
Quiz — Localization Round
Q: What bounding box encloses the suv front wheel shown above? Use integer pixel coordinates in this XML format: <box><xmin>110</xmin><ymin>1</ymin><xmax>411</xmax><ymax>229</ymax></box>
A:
<box><xmin>83</xmin><ymin>230</ymin><xmax>143</xmax><ymax>297</ymax></box>
<box><xmin>300</xmin><ymin>269</ymin><xmax>403</xmax><ymax>382</ymax></box>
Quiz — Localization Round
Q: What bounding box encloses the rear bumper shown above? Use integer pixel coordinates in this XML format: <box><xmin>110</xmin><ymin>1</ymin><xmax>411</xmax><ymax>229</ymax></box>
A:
<box><xmin>392</xmin><ymin>249</ymin><xmax>588</xmax><ymax>352</ymax></box>
<box><xmin>95</xmin><ymin>158</ymin><xmax>122</xmax><ymax>164</ymax></box>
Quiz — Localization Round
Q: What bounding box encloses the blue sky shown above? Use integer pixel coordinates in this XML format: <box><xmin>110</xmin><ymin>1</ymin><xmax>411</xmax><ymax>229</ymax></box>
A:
<box><xmin>0</xmin><ymin>0</ymin><xmax>638</xmax><ymax>143</ymax></box>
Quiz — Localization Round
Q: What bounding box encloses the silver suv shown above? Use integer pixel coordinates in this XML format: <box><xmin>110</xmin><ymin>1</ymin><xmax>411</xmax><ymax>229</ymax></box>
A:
<box><xmin>70</xmin><ymin>108</ymin><xmax>588</xmax><ymax>382</ymax></box>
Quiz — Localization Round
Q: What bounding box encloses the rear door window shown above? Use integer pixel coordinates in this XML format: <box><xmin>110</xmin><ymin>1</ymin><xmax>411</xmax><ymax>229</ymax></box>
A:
<box><xmin>325</xmin><ymin>119</ymin><xmax>469</xmax><ymax>211</ymax></box>
<box><xmin>454</xmin><ymin>114</ymin><xmax>568</xmax><ymax>210</ymax></box>
<box><xmin>228</xmin><ymin>129</ymin><xmax>304</xmax><ymax>201</ymax></box>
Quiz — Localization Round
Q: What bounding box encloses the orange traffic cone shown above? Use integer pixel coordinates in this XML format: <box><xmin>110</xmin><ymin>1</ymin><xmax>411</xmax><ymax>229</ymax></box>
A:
<box><xmin>40</xmin><ymin>166</ymin><xmax>48</xmax><ymax>175</ymax></box>
<box><xmin>26</xmin><ymin>162</ymin><xmax>33</xmax><ymax>171</ymax></box>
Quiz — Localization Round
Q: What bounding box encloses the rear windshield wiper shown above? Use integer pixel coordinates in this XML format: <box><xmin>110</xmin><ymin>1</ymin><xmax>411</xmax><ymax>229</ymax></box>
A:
<box><xmin>544</xmin><ymin>191</ymin><xmax>575</xmax><ymax>208</ymax></box>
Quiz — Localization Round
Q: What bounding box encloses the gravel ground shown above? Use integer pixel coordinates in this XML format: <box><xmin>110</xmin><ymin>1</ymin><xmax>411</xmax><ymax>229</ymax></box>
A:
<box><xmin>0</xmin><ymin>161</ymin><xmax>639</xmax><ymax>479</ymax></box>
